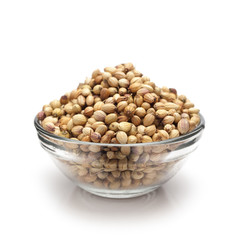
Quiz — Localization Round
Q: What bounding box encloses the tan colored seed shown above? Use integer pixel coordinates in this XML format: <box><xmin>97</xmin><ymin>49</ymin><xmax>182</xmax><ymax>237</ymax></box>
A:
<box><xmin>158</xmin><ymin>130</ymin><xmax>169</xmax><ymax>140</ymax></box>
<box><xmin>44</xmin><ymin>122</ymin><xmax>55</xmax><ymax>132</ymax></box>
<box><xmin>156</xmin><ymin>109</ymin><xmax>168</xmax><ymax>118</ymax></box>
<box><xmin>109</xmin><ymin>181</ymin><xmax>120</xmax><ymax>189</ymax></box>
<box><xmin>92</xmin><ymin>85</ymin><xmax>102</xmax><ymax>95</ymax></box>
<box><xmin>84</xmin><ymin>106</ymin><xmax>94</xmax><ymax>117</ymax></box>
<box><xmin>144</xmin><ymin>93</ymin><xmax>155</xmax><ymax>104</ymax></box>
<box><xmin>100</xmin><ymin>88</ymin><xmax>110</xmax><ymax>100</ymax></box>
<box><xmin>119</xmin><ymin>79</ymin><xmax>129</xmax><ymax>88</ymax></box>
<box><xmin>118</xmin><ymin>122</ymin><xmax>132</xmax><ymax>132</ymax></box>
<box><xmin>178</xmin><ymin>118</ymin><xmax>190</xmax><ymax>134</ymax></box>
<box><xmin>117</xmin><ymin>101</ymin><xmax>128</xmax><ymax>112</ymax></box>
<box><xmin>143</xmin><ymin>113</ymin><xmax>155</xmax><ymax>126</ymax></box>
<box><xmin>44</xmin><ymin>106</ymin><xmax>53</xmax><ymax>116</ymax></box>
<box><xmin>132</xmin><ymin>171</ymin><xmax>144</xmax><ymax>180</ymax></box>
<box><xmin>77</xmin><ymin>95</ymin><xmax>85</xmax><ymax>106</ymax></box>
<box><xmin>67</xmin><ymin>119</ymin><xmax>73</xmax><ymax>131</ymax></box>
<box><xmin>82</xmin><ymin>127</ymin><xmax>93</xmax><ymax>136</ymax></box>
<box><xmin>95</xmin><ymin>125</ymin><xmax>108</xmax><ymax>135</ymax></box>
<box><xmin>107</xmin><ymin>77</ymin><xmax>119</xmax><ymax>87</ymax></box>
<box><xmin>72</xmin><ymin>114</ymin><xmax>87</xmax><ymax>125</ymax></box>
<box><xmin>141</xmin><ymin>135</ymin><xmax>152</xmax><ymax>143</ymax></box>
<box><xmin>52</xmin><ymin>108</ymin><xmax>64</xmax><ymax>117</ymax></box>
<box><xmin>137</xmin><ymin>88</ymin><xmax>149</xmax><ymax>96</ymax></box>
<box><xmin>50</xmin><ymin>100</ymin><xmax>61</xmax><ymax>109</ymax></box>
<box><xmin>183</xmin><ymin>102</ymin><xmax>194</xmax><ymax>109</ymax></box>
<box><xmin>101</xmin><ymin>103</ymin><xmax>116</xmax><ymax>113</ymax></box>
<box><xmin>121</xmin><ymin>146</ymin><xmax>131</xmax><ymax>155</ymax></box>
<box><xmin>109</xmin><ymin>122</ymin><xmax>119</xmax><ymax>131</ymax></box>
<box><xmin>118</xmin><ymin>158</ymin><xmax>128</xmax><ymax>171</ymax></box>
<box><xmin>107</xmin><ymin>151</ymin><xmax>115</xmax><ymax>159</ymax></box>
<box><xmin>93</xmin><ymin>101</ymin><xmax>104</xmax><ymax>111</ymax></box>
<box><xmin>86</xmin><ymin>95</ymin><xmax>94</xmax><ymax>106</ymax></box>
<box><xmin>71</xmin><ymin>126</ymin><xmax>83</xmax><ymax>136</ymax></box>
<box><xmin>137</xmin><ymin>125</ymin><xmax>145</xmax><ymax>135</ymax></box>
<box><xmin>93</xmin><ymin>110</ymin><xmax>106</xmax><ymax>121</ymax></box>
<box><xmin>124</xmin><ymin>105</ymin><xmax>136</xmax><ymax>117</ymax></box>
<box><xmin>116</xmin><ymin>131</ymin><xmax>128</xmax><ymax>144</ymax></box>
<box><xmin>81</xmin><ymin>88</ymin><xmax>91</xmax><ymax>97</ymax></box>
<box><xmin>162</xmin><ymin>115</ymin><xmax>175</xmax><ymax>125</ymax></box>
<box><xmin>104</xmin><ymin>66</ymin><xmax>117</xmax><ymax>74</ymax></box>
<box><xmin>126</xmin><ymin>71</ymin><xmax>135</xmax><ymax>80</ymax></box>
<box><xmin>129</xmin><ymin>82</ymin><xmax>142</xmax><ymax>93</ymax></box>
<box><xmin>189</xmin><ymin>108</ymin><xmax>200</xmax><ymax>114</ymax></box>
<box><xmin>90</xmin><ymin>132</ymin><xmax>101</xmax><ymax>142</ymax></box>
<box><xmin>142</xmin><ymin>102</ymin><xmax>151</xmax><ymax>110</ymax></box>
<box><xmin>164</xmin><ymin>102</ymin><xmax>179</xmax><ymax>110</ymax></box>
<box><xmin>105</xmin><ymin>113</ymin><xmax>118</xmax><ymax>124</ymax></box>
<box><xmin>128</xmin><ymin>124</ymin><xmax>137</xmax><ymax>135</ymax></box>
<box><xmin>131</xmin><ymin>115</ymin><xmax>141</xmax><ymax>126</ymax></box>
<box><xmin>191</xmin><ymin>115</ymin><xmax>200</xmax><ymax>125</ymax></box>
<box><xmin>127</xmin><ymin>135</ymin><xmax>137</xmax><ymax>143</ymax></box>
<box><xmin>100</xmin><ymin>135</ymin><xmax>111</xmax><ymax>143</ymax></box>
<box><xmin>112</xmin><ymin>170</ymin><xmax>121</xmax><ymax>178</ymax></box>
<box><xmin>135</xmin><ymin>107</ymin><xmax>146</xmax><ymax>118</ymax></box>
<box><xmin>152</xmin><ymin>133</ymin><xmax>161</xmax><ymax>142</ymax></box>
<box><xmin>91</xmin><ymin>121</ymin><xmax>104</xmax><ymax>130</ymax></box>
<box><xmin>145</xmin><ymin>125</ymin><xmax>156</xmax><ymax>136</ymax></box>
<box><xmin>113</xmin><ymin>71</ymin><xmax>125</xmax><ymax>79</ymax></box>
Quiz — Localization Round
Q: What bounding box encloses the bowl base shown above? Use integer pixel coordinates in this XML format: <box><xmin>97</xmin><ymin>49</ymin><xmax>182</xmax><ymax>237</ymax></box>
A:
<box><xmin>77</xmin><ymin>184</ymin><xmax>160</xmax><ymax>199</ymax></box>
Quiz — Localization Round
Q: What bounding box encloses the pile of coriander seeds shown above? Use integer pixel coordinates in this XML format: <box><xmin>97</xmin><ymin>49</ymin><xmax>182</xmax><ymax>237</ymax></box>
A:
<box><xmin>37</xmin><ymin>63</ymin><xmax>200</xmax><ymax>143</ymax></box>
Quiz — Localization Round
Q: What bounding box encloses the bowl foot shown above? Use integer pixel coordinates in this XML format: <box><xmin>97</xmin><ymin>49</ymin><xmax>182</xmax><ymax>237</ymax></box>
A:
<box><xmin>77</xmin><ymin>185</ymin><xmax>160</xmax><ymax>199</ymax></box>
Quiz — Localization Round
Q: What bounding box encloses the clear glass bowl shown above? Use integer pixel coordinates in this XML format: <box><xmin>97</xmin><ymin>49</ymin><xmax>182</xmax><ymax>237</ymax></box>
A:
<box><xmin>34</xmin><ymin>114</ymin><xmax>205</xmax><ymax>198</ymax></box>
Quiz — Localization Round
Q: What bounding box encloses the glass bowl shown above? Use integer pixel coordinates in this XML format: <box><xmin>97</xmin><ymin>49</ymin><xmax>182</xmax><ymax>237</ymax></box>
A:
<box><xmin>34</xmin><ymin>114</ymin><xmax>205</xmax><ymax>198</ymax></box>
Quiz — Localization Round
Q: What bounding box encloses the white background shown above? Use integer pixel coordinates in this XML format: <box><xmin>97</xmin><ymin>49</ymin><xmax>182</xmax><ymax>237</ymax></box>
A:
<box><xmin>0</xmin><ymin>0</ymin><xmax>240</xmax><ymax>239</ymax></box>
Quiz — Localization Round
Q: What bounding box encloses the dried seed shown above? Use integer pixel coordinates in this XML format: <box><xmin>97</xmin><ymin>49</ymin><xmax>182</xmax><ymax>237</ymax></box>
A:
<box><xmin>82</xmin><ymin>127</ymin><xmax>94</xmax><ymax>136</ymax></box>
<box><xmin>162</xmin><ymin>116</ymin><xmax>175</xmax><ymax>125</ymax></box>
<box><xmin>119</xmin><ymin>79</ymin><xmax>129</xmax><ymax>88</ymax></box>
<box><xmin>124</xmin><ymin>105</ymin><xmax>136</xmax><ymax>117</ymax></box>
<box><xmin>37</xmin><ymin>111</ymin><xmax>46</xmax><ymax>120</ymax></box>
<box><xmin>156</xmin><ymin>109</ymin><xmax>168</xmax><ymax>119</ymax></box>
<box><xmin>144</xmin><ymin>93</ymin><xmax>156</xmax><ymax>104</ymax></box>
<box><xmin>84</xmin><ymin>106</ymin><xmax>94</xmax><ymax>117</ymax></box>
<box><xmin>131</xmin><ymin>115</ymin><xmax>141</xmax><ymax>126</ymax></box>
<box><xmin>129</xmin><ymin>83</ymin><xmax>142</xmax><ymax>93</ymax></box>
<box><xmin>100</xmin><ymin>88</ymin><xmax>110</xmax><ymax>100</ymax></box>
<box><xmin>135</xmin><ymin>107</ymin><xmax>146</xmax><ymax>118</ymax></box>
<box><xmin>118</xmin><ymin>122</ymin><xmax>132</xmax><ymax>132</ymax></box>
<box><xmin>132</xmin><ymin>171</ymin><xmax>144</xmax><ymax>180</ymax></box>
<box><xmin>141</xmin><ymin>135</ymin><xmax>152</xmax><ymax>143</ymax></box>
<box><xmin>113</xmin><ymin>71</ymin><xmax>125</xmax><ymax>79</ymax></box>
<box><xmin>145</xmin><ymin>125</ymin><xmax>156</xmax><ymax>136</ymax></box>
<box><xmin>72</xmin><ymin>114</ymin><xmax>87</xmax><ymax>125</ymax></box>
<box><xmin>116</xmin><ymin>131</ymin><xmax>128</xmax><ymax>144</ymax></box>
<box><xmin>71</xmin><ymin>126</ymin><xmax>83</xmax><ymax>136</ymax></box>
<box><xmin>101</xmin><ymin>103</ymin><xmax>116</xmax><ymax>114</ymax></box>
<box><xmin>177</xmin><ymin>118</ymin><xmax>190</xmax><ymax>134</ymax></box>
<box><xmin>143</xmin><ymin>114</ymin><xmax>155</xmax><ymax>126</ymax></box>
<box><xmin>117</xmin><ymin>101</ymin><xmax>128</xmax><ymax>112</ymax></box>
<box><xmin>164</xmin><ymin>102</ymin><xmax>179</xmax><ymax>110</ymax></box>
<box><xmin>127</xmin><ymin>135</ymin><xmax>137</xmax><ymax>144</ymax></box>
<box><xmin>159</xmin><ymin>130</ymin><xmax>169</xmax><ymax>140</ymax></box>
<box><xmin>105</xmin><ymin>113</ymin><xmax>118</xmax><ymax>124</ymax></box>
<box><xmin>90</xmin><ymin>132</ymin><xmax>101</xmax><ymax>142</ymax></box>
<box><xmin>93</xmin><ymin>110</ymin><xmax>106</xmax><ymax>121</ymax></box>
<box><xmin>95</xmin><ymin>125</ymin><xmax>108</xmax><ymax>136</ymax></box>
<box><xmin>107</xmin><ymin>77</ymin><xmax>119</xmax><ymax>87</ymax></box>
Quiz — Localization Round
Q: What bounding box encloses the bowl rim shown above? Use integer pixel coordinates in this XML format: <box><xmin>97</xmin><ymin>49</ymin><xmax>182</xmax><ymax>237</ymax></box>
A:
<box><xmin>34</xmin><ymin>113</ymin><xmax>205</xmax><ymax>147</ymax></box>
